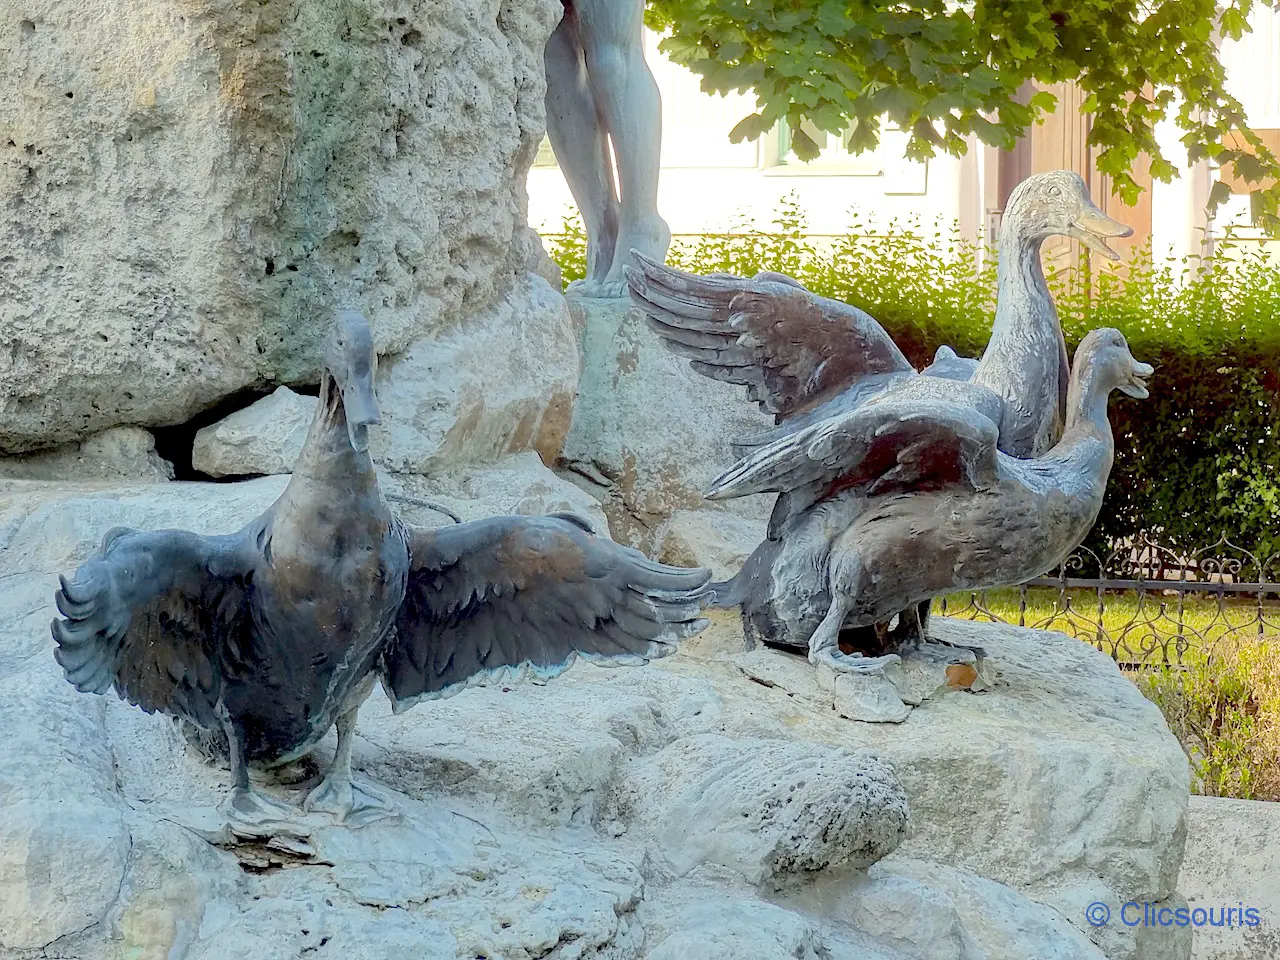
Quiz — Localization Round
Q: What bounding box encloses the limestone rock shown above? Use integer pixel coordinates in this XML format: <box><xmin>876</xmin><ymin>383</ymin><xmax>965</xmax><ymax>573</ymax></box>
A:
<box><xmin>561</xmin><ymin>296</ymin><xmax>773</xmax><ymax>549</ymax></box>
<box><xmin>841</xmin><ymin>873</ymin><xmax>987</xmax><ymax>960</ymax></box>
<box><xmin>355</xmin><ymin>665</ymin><xmax>719</xmax><ymax>829</ymax></box>
<box><xmin>0</xmin><ymin>582</ymin><xmax>132</xmax><ymax>952</ymax></box>
<box><xmin>655</xmin><ymin>507</ymin><xmax>765</xmax><ymax>582</ymax></box>
<box><xmin>101</xmin><ymin>816</ymin><xmax>243</xmax><ymax>960</ymax></box>
<box><xmin>0</xmin><ymin>476</ymin><xmax>291</xmax><ymax>576</ymax></box>
<box><xmin>865</xmin><ymin>859</ymin><xmax>1112</xmax><ymax>960</ymax></box>
<box><xmin>644</xmin><ymin>898</ymin><xmax>833</xmax><ymax>960</ymax></box>
<box><xmin>524</xmin><ymin>225</ymin><xmax>564</xmax><ymax>291</ymax></box>
<box><xmin>0</xmin><ymin>427</ymin><xmax>173</xmax><ymax>482</ymax></box>
<box><xmin>611</xmin><ymin>734</ymin><xmax>909</xmax><ymax>885</ymax></box>
<box><xmin>383</xmin><ymin>451</ymin><xmax>611</xmax><ymax>534</ymax></box>
<box><xmin>820</xmin><ymin>667</ymin><xmax>914</xmax><ymax>724</ymax></box>
<box><xmin>0</xmin><ymin>0</ymin><xmax>562</xmax><ymax>453</ymax></box>
<box><xmin>1180</xmin><ymin>796</ymin><xmax>1280</xmax><ymax>960</ymax></box>
<box><xmin>192</xmin><ymin>387</ymin><xmax>314</xmax><ymax>478</ymax></box>
<box><xmin>0</xmin><ymin>480</ymin><xmax>1193</xmax><ymax>960</ymax></box>
<box><xmin>373</xmin><ymin>274</ymin><xmax>580</xmax><ymax>473</ymax></box>
<box><xmin>675</xmin><ymin>615</ymin><xmax>1192</xmax><ymax>960</ymax></box>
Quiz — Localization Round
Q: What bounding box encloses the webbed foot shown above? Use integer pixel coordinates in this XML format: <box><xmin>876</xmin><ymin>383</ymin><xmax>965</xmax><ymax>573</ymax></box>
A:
<box><xmin>303</xmin><ymin>774</ymin><xmax>398</xmax><ymax>826</ymax></box>
<box><xmin>811</xmin><ymin>646</ymin><xmax>903</xmax><ymax>675</ymax></box>
<box><xmin>220</xmin><ymin>786</ymin><xmax>310</xmax><ymax>840</ymax></box>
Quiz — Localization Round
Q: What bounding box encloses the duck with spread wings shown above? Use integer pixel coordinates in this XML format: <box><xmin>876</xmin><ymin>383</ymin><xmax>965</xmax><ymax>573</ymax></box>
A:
<box><xmin>704</xmin><ymin>328</ymin><xmax>1151</xmax><ymax>674</ymax></box>
<box><xmin>51</xmin><ymin>311</ymin><xmax>711</xmax><ymax>837</ymax></box>
<box><xmin>625</xmin><ymin>170</ymin><xmax>1132</xmax><ymax>664</ymax></box>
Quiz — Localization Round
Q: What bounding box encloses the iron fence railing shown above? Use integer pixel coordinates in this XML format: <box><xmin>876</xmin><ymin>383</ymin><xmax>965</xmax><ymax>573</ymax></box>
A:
<box><xmin>937</xmin><ymin>534</ymin><xmax>1280</xmax><ymax>669</ymax></box>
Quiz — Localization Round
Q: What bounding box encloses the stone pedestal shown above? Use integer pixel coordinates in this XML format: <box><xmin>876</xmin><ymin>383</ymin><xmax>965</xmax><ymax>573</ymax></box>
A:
<box><xmin>560</xmin><ymin>295</ymin><xmax>772</xmax><ymax>550</ymax></box>
<box><xmin>0</xmin><ymin>480</ymin><xmax>1191</xmax><ymax>960</ymax></box>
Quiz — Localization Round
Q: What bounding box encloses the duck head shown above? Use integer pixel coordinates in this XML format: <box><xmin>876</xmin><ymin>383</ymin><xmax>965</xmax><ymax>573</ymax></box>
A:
<box><xmin>322</xmin><ymin>310</ymin><xmax>381</xmax><ymax>453</ymax></box>
<box><xmin>1004</xmin><ymin>171</ymin><xmax>1134</xmax><ymax>261</ymax></box>
<box><xmin>1075</xmin><ymin>327</ymin><xmax>1154</xmax><ymax>399</ymax></box>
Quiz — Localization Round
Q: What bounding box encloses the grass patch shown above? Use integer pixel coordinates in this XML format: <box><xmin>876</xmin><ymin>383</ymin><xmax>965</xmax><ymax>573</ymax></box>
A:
<box><xmin>941</xmin><ymin>589</ymin><xmax>1280</xmax><ymax>800</ymax></box>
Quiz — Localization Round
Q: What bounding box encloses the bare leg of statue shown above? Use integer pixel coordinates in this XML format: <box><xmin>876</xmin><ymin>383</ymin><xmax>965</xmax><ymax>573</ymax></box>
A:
<box><xmin>546</xmin><ymin>0</ymin><xmax>670</xmax><ymax>298</ymax></box>
<box><xmin>544</xmin><ymin>9</ymin><xmax>619</xmax><ymax>293</ymax></box>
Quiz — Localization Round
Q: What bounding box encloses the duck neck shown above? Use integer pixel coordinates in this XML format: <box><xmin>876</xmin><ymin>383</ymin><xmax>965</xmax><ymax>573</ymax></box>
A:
<box><xmin>289</xmin><ymin>371</ymin><xmax>378</xmax><ymax>491</ymax></box>
<box><xmin>973</xmin><ymin>227</ymin><xmax>1058</xmax><ymax>386</ymax></box>
<box><xmin>1061</xmin><ymin>362</ymin><xmax>1115</xmax><ymax>453</ymax></box>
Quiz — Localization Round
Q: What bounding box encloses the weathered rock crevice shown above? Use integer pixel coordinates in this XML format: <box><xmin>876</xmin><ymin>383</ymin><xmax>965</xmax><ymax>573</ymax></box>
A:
<box><xmin>0</xmin><ymin>0</ymin><xmax>563</xmax><ymax>454</ymax></box>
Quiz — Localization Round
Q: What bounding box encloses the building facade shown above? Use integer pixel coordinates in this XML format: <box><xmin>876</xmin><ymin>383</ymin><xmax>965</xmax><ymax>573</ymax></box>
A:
<box><xmin>527</xmin><ymin>10</ymin><xmax>1280</xmax><ymax>266</ymax></box>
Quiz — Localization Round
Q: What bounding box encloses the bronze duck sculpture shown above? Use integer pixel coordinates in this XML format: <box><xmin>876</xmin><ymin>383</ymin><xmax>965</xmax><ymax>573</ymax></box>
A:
<box><xmin>704</xmin><ymin>327</ymin><xmax>1152</xmax><ymax>673</ymax></box>
<box><xmin>52</xmin><ymin>311</ymin><xmax>711</xmax><ymax>835</ymax></box>
<box><xmin>625</xmin><ymin>170</ymin><xmax>1132</xmax><ymax>657</ymax></box>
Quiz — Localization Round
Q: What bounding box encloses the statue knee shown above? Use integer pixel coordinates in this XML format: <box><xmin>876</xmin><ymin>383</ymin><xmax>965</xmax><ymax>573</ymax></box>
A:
<box><xmin>583</xmin><ymin>41</ymin><xmax>632</xmax><ymax>84</ymax></box>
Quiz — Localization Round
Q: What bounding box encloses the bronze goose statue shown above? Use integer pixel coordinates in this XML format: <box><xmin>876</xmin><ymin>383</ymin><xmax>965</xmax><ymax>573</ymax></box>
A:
<box><xmin>52</xmin><ymin>311</ymin><xmax>711</xmax><ymax>836</ymax></box>
<box><xmin>703</xmin><ymin>327</ymin><xmax>1151</xmax><ymax>674</ymax></box>
<box><xmin>625</xmin><ymin>169</ymin><xmax>1131</xmax><ymax>652</ymax></box>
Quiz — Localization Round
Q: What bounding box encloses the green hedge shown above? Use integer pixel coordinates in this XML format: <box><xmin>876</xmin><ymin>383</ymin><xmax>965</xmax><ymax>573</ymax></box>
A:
<box><xmin>543</xmin><ymin>206</ymin><xmax>1280</xmax><ymax>559</ymax></box>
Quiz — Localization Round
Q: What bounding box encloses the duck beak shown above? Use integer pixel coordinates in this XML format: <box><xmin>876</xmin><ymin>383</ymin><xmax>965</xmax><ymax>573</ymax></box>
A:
<box><xmin>1069</xmin><ymin>202</ymin><xmax>1133</xmax><ymax>261</ymax></box>
<box><xmin>342</xmin><ymin>368</ymin><xmax>381</xmax><ymax>453</ymax></box>
<box><xmin>1119</xmin><ymin>360</ymin><xmax>1154</xmax><ymax>399</ymax></box>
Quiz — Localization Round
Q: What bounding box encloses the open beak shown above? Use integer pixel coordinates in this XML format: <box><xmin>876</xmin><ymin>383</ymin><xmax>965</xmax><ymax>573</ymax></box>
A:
<box><xmin>1119</xmin><ymin>360</ymin><xmax>1154</xmax><ymax>399</ymax></box>
<box><xmin>1068</xmin><ymin>202</ymin><xmax>1133</xmax><ymax>261</ymax></box>
<box><xmin>342</xmin><ymin>370</ymin><xmax>381</xmax><ymax>452</ymax></box>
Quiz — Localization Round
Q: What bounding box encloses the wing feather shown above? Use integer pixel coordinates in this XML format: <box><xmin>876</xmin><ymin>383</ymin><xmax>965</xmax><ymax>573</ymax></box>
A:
<box><xmin>51</xmin><ymin>528</ymin><xmax>256</xmax><ymax>728</ymax></box>
<box><xmin>704</xmin><ymin>391</ymin><xmax>1003</xmax><ymax>504</ymax></box>
<box><xmin>625</xmin><ymin>254</ymin><xmax>913</xmax><ymax>421</ymax></box>
<box><xmin>381</xmin><ymin>515</ymin><xmax>711</xmax><ymax>709</ymax></box>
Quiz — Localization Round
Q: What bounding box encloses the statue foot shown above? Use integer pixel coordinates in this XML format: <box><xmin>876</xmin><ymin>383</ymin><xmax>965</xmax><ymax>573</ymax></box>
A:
<box><xmin>567</xmin><ymin>276</ymin><xmax>632</xmax><ymax>300</ymax></box>
<box><xmin>605</xmin><ymin>216</ymin><xmax>671</xmax><ymax>291</ymax></box>
<box><xmin>566</xmin><ymin>277</ymin><xmax>604</xmax><ymax>298</ymax></box>
<box><xmin>303</xmin><ymin>774</ymin><xmax>398</xmax><ymax>826</ymax></box>
<box><xmin>220</xmin><ymin>786</ymin><xmax>311</xmax><ymax>840</ymax></box>
<box><xmin>812</xmin><ymin>646</ymin><xmax>903</xmax><ymax>676</ymax></box>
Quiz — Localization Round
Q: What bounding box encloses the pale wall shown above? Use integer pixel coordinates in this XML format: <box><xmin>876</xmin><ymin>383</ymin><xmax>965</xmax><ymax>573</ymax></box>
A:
<box><xmin>528</xmin><ymin>13</ymin><xmax>1280</xmax><ymax>260</ymax></box>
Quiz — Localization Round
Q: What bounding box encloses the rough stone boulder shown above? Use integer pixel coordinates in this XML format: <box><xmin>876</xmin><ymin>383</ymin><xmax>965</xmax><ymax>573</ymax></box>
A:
<box><xmin>191</xmin><ymin>275</ymin><xmax>578</xmax><ymax>478</ymax></box>
<box><xmin>192</xmin><ymin>387</ymin><xmax>315</xmax><ymax>478</ymax></box>
<box><xmin>669</xmin><ymin>615</ymin><xmax>1193</xmax><ymax>960</ymax></box>
<box><xmin>611</xmin><ymin>735</ymin><xmax>909</xmax><ymax>885</ymax></box>
<box><xmin>0</xmin><ymin>426</ymin><xmax>174</xmax><ymax>482</ymax></box>
<box><xmin>0</xmin><ymin>479</ymin><xmax>1193</xmax><ymax>960</ymax></box>
<box><xmin>0</xmin><ymin>0</ymin><xmax>561</xmax><ymax>453</ymax></box>
<box><xmin>652</xmin><ymin>506</ymin><xmax>764</xmax><ymax>581</ymax></box>
<box><xmin>1180</xmin><ymin>795</ymin><xmax>1280</xmax><ymax>960</ymax></box>
<box><xmin>561</xmin><ymin>297</ymin><xmax>773</xmax><ymax>549</ymax></box>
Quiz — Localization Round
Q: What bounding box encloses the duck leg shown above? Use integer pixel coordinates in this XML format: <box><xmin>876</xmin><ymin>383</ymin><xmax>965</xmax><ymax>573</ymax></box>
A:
<box><xmin>886</xmin><ymin>600</ymin><xmax>933</xmax><ymax>648</ymax></box>
<box><xmin>896</xmin><ymin>601</ymin><xmax>988</xmax><ymax>662</ymax></box>
<box><xmin>302</xmin><ymin>707</ymin><xmax>397</xmax><ymax>826</ymax></box>
<box><xmin>218</xmin><ymin>712</ymin><xmax>308</xmax><ymax>839</ymax></box>
<box><xmin>807</xmin><ymin>593</ymin><xmax>902</xmax><ymax>675</ymax></box>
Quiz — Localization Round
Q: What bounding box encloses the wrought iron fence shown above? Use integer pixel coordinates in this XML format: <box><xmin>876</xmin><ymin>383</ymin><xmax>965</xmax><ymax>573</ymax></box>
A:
<box><xmin>937</xmin><ymin>534</ymin><xmax>1280</xmax><ymax>670</ymax></box>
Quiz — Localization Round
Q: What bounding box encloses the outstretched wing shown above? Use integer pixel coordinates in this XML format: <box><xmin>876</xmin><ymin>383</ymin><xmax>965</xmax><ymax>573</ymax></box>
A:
<box><xmin>382</xmin><ymin>515</ymin><xmax>711</xmax><ymax>710</ymax></box>
<box><xmin>625</xmin><ymin>253</ymin><xmax>914</xmax><ymax>422</ymax></box>
<box><xmin>704</xmin><ymin>388</ymin><xmax>1002</xmax><ymax>503</ymax></box>
<box><xmin>51</xmin><ymin>527</ymin><xmax>256</xmax><ymax>728</ymax></box>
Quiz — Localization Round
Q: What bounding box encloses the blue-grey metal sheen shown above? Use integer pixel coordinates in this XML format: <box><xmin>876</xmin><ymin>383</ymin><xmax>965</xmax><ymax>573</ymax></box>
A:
<box><xmin>51</xmin><ymin>311</ymin><xmax>711</xmax><ymax>836</ymax></box>
<box><xmin>625</xmin><ymin>171</ymin><xmax>1145</xmax><ymax>675</ymax></box>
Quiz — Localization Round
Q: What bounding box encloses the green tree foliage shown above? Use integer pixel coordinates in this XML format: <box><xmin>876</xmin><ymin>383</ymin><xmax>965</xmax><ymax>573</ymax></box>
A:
<box><xmin>643</xmin><ymin>0</ymin><xmax>1280</xmax><ymax>227</ymax></box>
<box><xmin>543</xmin><ymin>208</ymin><xmax>1280</xmax><ymax>556</ymax></box>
